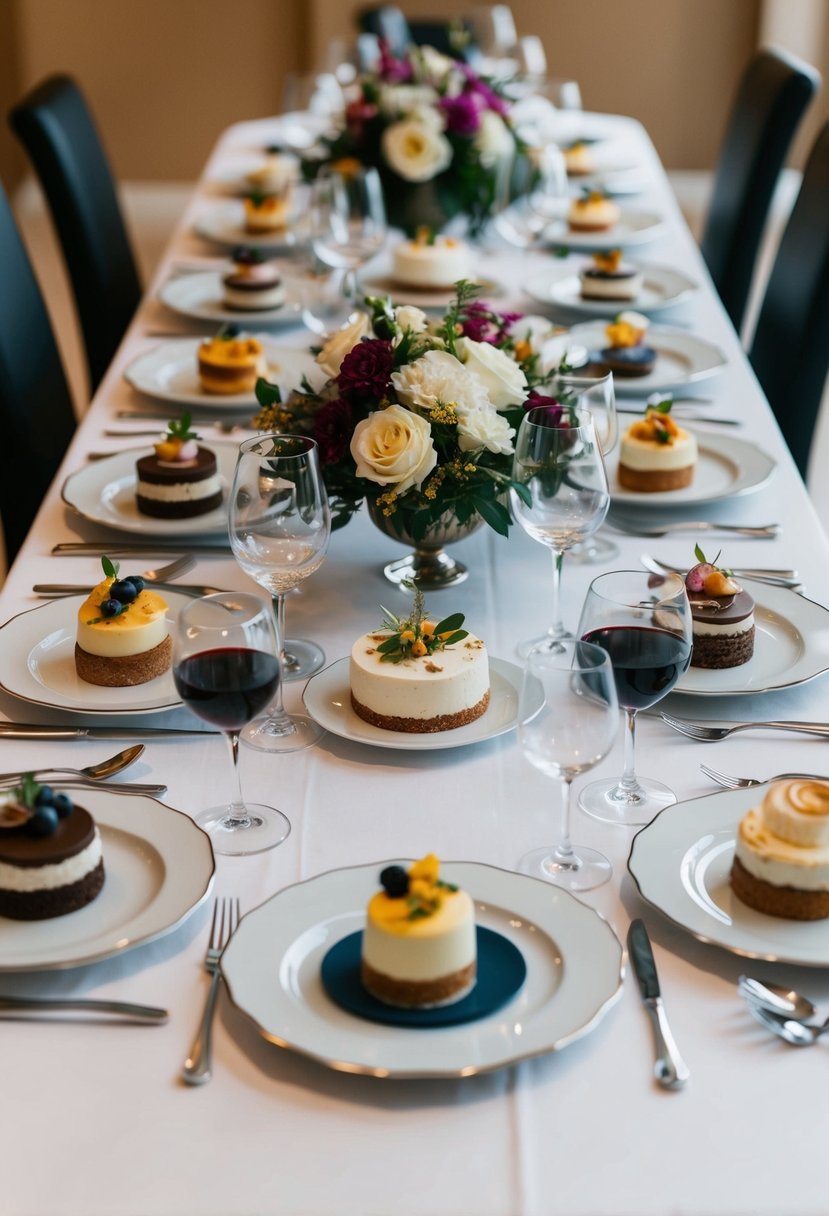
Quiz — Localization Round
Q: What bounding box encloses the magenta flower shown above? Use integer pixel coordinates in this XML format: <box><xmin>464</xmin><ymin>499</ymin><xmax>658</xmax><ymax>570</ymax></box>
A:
<box><xmin>337</xmin><ymin>338</ymin><xmax>394</xmax><ymax>400</ymax></box>
<box><xmin>439</xmin><ymin>92</ymin><xmax>481</xmax><ymax>136</ymax></box>
<box><xmin>524</xmin><ymin>391</ymin><xmax>564</xmax><ymax>426</ymax></box>
<box><xmin>460</xmin><ymin>66</ymin><xmax>510</xmax><ymax>118</ymax></box>
<box><xmin>377</xmin><ymin>40</ymin><xmax>414</xmax><ymax>83</ymax></box>
<box><xmin>313</xmin><ymin>398</ymin><xmax>353</xmax><ymax>464</ymax></box>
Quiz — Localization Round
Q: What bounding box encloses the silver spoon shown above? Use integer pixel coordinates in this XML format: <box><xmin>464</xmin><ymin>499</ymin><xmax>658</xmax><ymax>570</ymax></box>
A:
<box><xmin>0</xmin><ymin>744</ymin><xmax>145</xmax><ymax>786</ymax></box>
<box><xmin>748</xmin><ymin>1002</ymin><xmax>829</xmax><ymax>1045</ymax></box>
<box><xmin>738</xmin><ymin>975</ymin><xmax>817</xmax><ymax>1021</ymax></box>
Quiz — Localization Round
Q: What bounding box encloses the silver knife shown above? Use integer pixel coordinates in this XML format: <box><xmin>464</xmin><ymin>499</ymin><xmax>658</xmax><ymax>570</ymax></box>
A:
<box><xmin>52</xmin><ymin>542</ymin><xmax>230</xmax><ymax>556</ymax></box>
<box><xmin>627</xmin><ymin>919</ymin><xmax>690</xmax><ymax>1090</ymax></box>
<box><xmin>0</xmin><ymin>996</ymin><xmax>168</xmax><ymax>1023</ymax></box>
<box><xmin>0</xmin><ymin>725</ymin><xmax>218</xmax><ymax>739</ymax></box>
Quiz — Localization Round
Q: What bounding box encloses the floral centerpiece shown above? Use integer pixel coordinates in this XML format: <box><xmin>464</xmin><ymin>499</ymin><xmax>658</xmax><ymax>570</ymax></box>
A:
<box><xmin>253</xmin><ymin>284</ymin><xmax>564</xmax><ymax>542</ymax></box>
<box><xmin>303</xmin><ymin>44</ymin><xmax>521</xmax><ymax>236</ymax></box>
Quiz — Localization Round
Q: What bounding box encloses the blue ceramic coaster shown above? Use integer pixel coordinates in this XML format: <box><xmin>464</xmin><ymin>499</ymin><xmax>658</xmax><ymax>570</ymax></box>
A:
<box><xmin>321</xmin><ymin>926</ymin><xmax>526</xmax><ymax>1028</ymax></box>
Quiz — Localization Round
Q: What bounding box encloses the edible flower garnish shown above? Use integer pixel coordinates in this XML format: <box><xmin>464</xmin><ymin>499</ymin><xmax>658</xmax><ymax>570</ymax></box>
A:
<box><xmin>86</xmin><ymin>556</ymin><xmax>148</xmax><ymax>623</ymax></box>
<box><xmin>379</xmin><ymin>854</ymin><xmax>459</xmax><ymax>921</ymax></box>
<box><xmin>593</xmin><ymin>249</ymin><xmax>623</xmax><ymax>273</ymax></box>
<box><xmin>374</xmin><ymin>583</ymin><xmax>468</xmax><ymax>664</ymax></box>
<box><xmin>0</xmin><ymin>775</ymin><xmax>73</xmax><ymax>836</ymax></box>
<box><xmin>154</xmin><ymin>412</ymin><xmax>200</xmax><ymax>463</ymax></box>
<box><xmin>627</xmin><ymin>398</ymin><xmax>681</xmax><ymax>446</ymax></box>
<box><xmin>686</xmin><ymin>544</ymin><xmax>742</xmax><ymax>598</ymax></box>
<box><xmin>606</xmin><ymin>309</ymin><xmax>648</xmax><ymax>348</ymax></box>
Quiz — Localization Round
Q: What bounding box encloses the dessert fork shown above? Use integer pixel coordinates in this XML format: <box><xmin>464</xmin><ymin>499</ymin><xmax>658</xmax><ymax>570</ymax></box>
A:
<box><xmin>662</xmin><ymin>713</ymin><xmax>829</xmax><ymax>742</ymax></box>
<box><xmin>640</xmin><ymin>554</ymin><xmax>801</xmax><ymax>590</ymax></box>
<box><xmin>700</xmin><ymin>764</ymin><xmax>829</xmax><ymax>789</ymax></box>
<box><xmin>31</xmin><ymin>555</ymin><xmax>194</xmax><ymax>596</ymax></box>
<box><xmin>182</xmin><ymin>896</ymin><xmax>240</xmax><ymax>1086</ymax></box>
<box><xmin>607</xmin><ymin>518</ymin><xmax>779</xmax><ymax>539</ymax></box>
<box><xmin>33</xmin><ymin>581</ymin><xmax>225</xmax><ymax>599</ymax></box>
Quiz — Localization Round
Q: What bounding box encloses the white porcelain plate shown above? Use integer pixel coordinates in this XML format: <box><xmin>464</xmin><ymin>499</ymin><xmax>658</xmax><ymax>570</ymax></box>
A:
<box><xmin>0</xmin><ymin>593</ymin><xmax>194</xmax><ymax>715</ymax></box>
<box><xmin>359</xmin><ymin>271</ymin><xmax>502</xmax><ymax>310</ymax></box>
<box><xmin>221</xmin><ymin>859</ymin><xmax>623</xmax><ymax>1078</ymax></box>
<box><xmin>303</xmin><ymin>657</ymin><xmax>531</xmax><ymax>750</ymax></box>
<box><xmin>159</xmin><ymin>271</ymin><xmax>303</xmax><ymax>327</ymax></box>
<box><xmin>675</xmin><ymin>580</ymin><xmax>829</xmax><ymax>697</ymax></box>
<box><xmin>544</xmin><ymin>209</ymin><xmax>665</xmax><ymax>251</ymax></box>
<box><xmin>607</xmin><ymin>435</ymin><xmax>776</xmax><ymax>506</ymax></box>
<box><xmin>195</xmin><ymin>201</ymin><xmax>308</xmax><ymax>252</ymax></box>
<box><xmin>61</xmin><ymin>441</ymin><xmax>238</xmax><ymax>538</ymax></box>
<box><xmin>568</xmin><ymin>321</ymin><xmax>727</xmax><ymax>395</ymax></box>
<box><xmin>628</xmin><ymin>786</ymin><xmax>829</xmax><ymax>966</ymax></box>
<box><xmin>525</xmin><ymin>264</ymin><xmax>698</xmax><ymax>317</ymax></box>
<box><xmin>0</xmin><ymin>788</ymin><xmax>214</xmax><ymax>972</ymax></box>
<box><xmin>124</xmin><ymin>338</ymin><xmax>318</xmax><ymax>409</ymax></box>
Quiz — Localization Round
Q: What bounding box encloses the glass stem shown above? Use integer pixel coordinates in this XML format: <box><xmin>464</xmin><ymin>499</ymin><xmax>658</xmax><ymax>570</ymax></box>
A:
<box><xmin>271</xmin><ymin>594</ymin><xmax>287</xmax><ymax>715</ymax></box>
<box><xmin>553</xmin><ymin>776</ymin><xmax>579</xmax><ymax>868</ymax></box>
<box><xmin>549</xmin><ymin>549</ymin><xmax>566</xmax><ymax>639</ymax></box>
<box><xmin>343</xmin><ymin>268</ymin><xmax>357</xmax><ymax>302</ymax></box>
<box><xmin>223</xmin><ymin>730</ymin><xmax>250</xmax><ymax>828</ymax></box>
<box><xmin>620</xmin><ymin>710</ymin><xmax>640</xmax><ymax>794</ymax></box>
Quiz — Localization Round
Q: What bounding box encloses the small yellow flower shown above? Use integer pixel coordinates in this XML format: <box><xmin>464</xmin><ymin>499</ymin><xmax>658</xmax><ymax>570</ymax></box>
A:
<box><xmin>421</xmin><ymin>621</ymin><xmax>436</xmax><ymax>637</ymax></box>
<box><xmin>400</xmin><ymin>629</ymin><xmax>415</xmax><ymax>644</ymax></box>
<box><xmin>514</xmin><ymin>339</ymin><xmax>532</xmax><ymax>362</ymax></box>
<box><xmin>412</xmin><ymin>639</ymin><xmax>427</xmax><ymax>657</ymax></box>
<box><xmin>410</xmin><ymin>853</ymin><xmax>440</xmax><ymax>884</ymax></box>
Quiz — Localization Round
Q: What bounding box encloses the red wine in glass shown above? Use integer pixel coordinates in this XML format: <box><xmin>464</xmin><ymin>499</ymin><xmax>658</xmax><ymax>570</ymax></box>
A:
<box><xmin>581</xmin><ymin>625</ymin><xmax>691</xmax><ymax>711</ymax></box>
<box><xmin>173</xmin><ymin>648</ymin><xmax>280</xmax><ymax>731</ymax></box>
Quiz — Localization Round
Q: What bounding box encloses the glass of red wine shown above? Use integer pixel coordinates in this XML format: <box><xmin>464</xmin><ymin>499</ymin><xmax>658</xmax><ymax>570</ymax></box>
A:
<box><xmin>577</xmin><ymin>570</ymin><xmax>692</xmax><ymax>826</ymax></box>
<box><xmin>172</xmin><ymin>592</ymin><xmax>290</xmax><ymax>856</ymax></box>
<box><xmin>518</xmin><ymin>640</ymin><xmax>619</xmax><ymax>890</ymax></box>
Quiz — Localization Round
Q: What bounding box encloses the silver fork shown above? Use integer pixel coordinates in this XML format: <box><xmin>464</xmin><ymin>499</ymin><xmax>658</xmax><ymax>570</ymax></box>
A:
<box><xmin>182</xmin><ymin>897</ymin><xmax>240</xmax><ymax>1086</ymax></box>
<box><xmin>607</xmin><ymin>519</ymin><xmax>779</xmax><ymax>539</ymax></box>
<box><xmin>32</xmin><ymin>555</ymin><xmax>199</xmax><ymax>596</ymax></box>
<box><xmin>663</xmin><ymin>713</ymin><xmax>829</xmax><ymax>742</ymax></box>
<box><xmin>640</xmin><ymin>554</ymin><xmax>801</xmax><ymax>590</ymax></box>
<box><xmin>33</xmin><ymin>581</ymin><xmax>225</xmax><ymax>599</ymax></box>
<box><xmin>700</xmin><ymin>764</ymin><xmax>829</xmax><ymax>789</ymax></box>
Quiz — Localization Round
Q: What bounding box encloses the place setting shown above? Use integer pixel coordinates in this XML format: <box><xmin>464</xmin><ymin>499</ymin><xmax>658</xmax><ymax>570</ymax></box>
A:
<box><xmin>524</xmin><ymin>255</ymin><xmax>699</xmax><ymax>318</ymax></box>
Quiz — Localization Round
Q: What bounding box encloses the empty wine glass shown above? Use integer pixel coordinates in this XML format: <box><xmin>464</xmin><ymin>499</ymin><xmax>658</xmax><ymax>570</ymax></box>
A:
<box><xmin>494</xmin><ymin>142</ymin><xmax>567</xmax><ymax>249</ymax></box>
<box><xmin>307</xmin><ymin>165</ymin><xmax>386</xmax><ymax>330</ymax></box>
<box><xmin>578</xmin><ymin>570</ymin><xmax>692</xmax><ymax>826</ymax></box>
<box><xmin>518</xmin><ymin>640</ymin><xmax>619</xmax><ymax>889</ymax></box>
<box><xmin>510</xmin><ymin>403</ymin><xmax>610</xmax><ymax>654</ymax></box>
<box><xmin>229</xmin><ymin>435</ymin><xmax>331</xmax><ymax>753</ymax></box>
<box><xmin>552</xmin><ymin>372</ymin><xmax>620</xmax><ymax>566</ymax></box>
<box><xmin>172</xmin><ymin>592</ymin><xmax>289</xmax><ymax>855</ymax></box>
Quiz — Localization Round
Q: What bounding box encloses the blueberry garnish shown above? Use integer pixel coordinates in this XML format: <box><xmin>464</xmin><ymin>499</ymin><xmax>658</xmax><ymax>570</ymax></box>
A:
<box><xmin>100</xmin><ymin>598</ymin><xmax>124</xmax><ymax>618</ymax></box>
<box><xmin>129</xmin><ymin>576</ymin><xmax>145</xmax><ymax>593</ymax></box>
<box><xmin>28</xmin><ymin>805</ymin><xmax>59</xmax><ymax>837</ymax></box>
<box><xmin>110</xmin><ymin>578</ymin><xmax>138</xmax><ymax>604</ymax></box>
<box><xmin>53</xmin><ymin>793</ymin><xmax>73</xmax><ymax>819</ymax></box>
<box><xmin>380</xmin><ymin>865</ymin><xmax>409</xmax><ymax>898</ymax></box>
<box><xmin>35</xmin><ymin>785</ymin><xmax>54</xmax><ymax>807</ymax></box>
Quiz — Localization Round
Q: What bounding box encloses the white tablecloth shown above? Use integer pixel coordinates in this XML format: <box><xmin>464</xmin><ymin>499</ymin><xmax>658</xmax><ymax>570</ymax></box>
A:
<box><xmin>3</xmin><ymin>112</ymin><xmax>829</xmax><ymax>1216</ymax></box>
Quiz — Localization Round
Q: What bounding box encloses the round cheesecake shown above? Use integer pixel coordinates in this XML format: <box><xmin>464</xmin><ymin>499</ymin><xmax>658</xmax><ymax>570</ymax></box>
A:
<box><xmin>563</xmin><ymin>141</ymin><xmax>596</xmax><ymax>176</ymax></box>
<box><xmin>75</xmin><ymin>578</ymin><xmax>171</xmax><ymax>687</ymax></box>
<box><xmin>350</xmin><ymin>630</ymin><xmax>490</xmax><ymax>733</ymax></box>
<box><xmin>222</xmin><ymin>261</ymin><xmax>285</xmax><ymax>312</ymax></box>
<box><xmin>581</xmin><ymin>261</ymin><xmax>643</xmax><ymax>302</ymax></box>
<box><xmin>392</xmin><ymin>236</ymin><xmax>473</xmax><ymax>288</ymax></box>
<box><xmin>618</xmin><ymin>415</ymin><xmax>698</xmax><ymax>491</ymax></box>
<box><xmin>0</xmin><ymin>801</ymin><xmax>104</xmax><ymax>921</ymax></box>
<box><xmin>690</xmin><ymin>587</ymin><xmax>755</xmax><ymax>669</ymax></box>
<box><xmin>197</xmin><ymin>335</ymin><xmax>266</xmax><ymax>395</ymax></box>
<box><xmin>567</xmin><ymin>194</ymin><xmax>620</xmax><ymax>232</ymax></box>
<box><xmin>136</xmin><ymin>446</ymin><xmax>223</xmax><ymax>519</ymax></box>
<box><xmin>732</xmin><ymin>780</ymin><xmax>829</xmax><ymax>919</ymax></box>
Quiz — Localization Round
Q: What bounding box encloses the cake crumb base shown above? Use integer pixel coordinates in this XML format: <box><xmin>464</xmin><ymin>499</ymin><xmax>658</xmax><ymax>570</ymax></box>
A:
<box><xmin>0</xmin><ymin>859</ymin><xmax>105</xmax><ymax>921</ymax></box>
<box><xmin>730</xmin><ymin>855</ymin><xmax>829</xmax><ymax>920</ymax></box>
<box><xmin>618</xmin><ymin>464</ymin><xmax>694</xmax><ymax>491</ymax></box>
<box><xmin>351</xmin><ymin>688</ymin><xmax>490</xmax><ymax>733</ymax></box>
<box><xmin>691</xmin><ymin>626</ymin><xmax>755</xmax><ymax>669</ymax></box>
<box><xmin>75</xmin><ymin>635</ymin><xmax>172</xmax><ymax>687</ymax></box>
<box><xmin>361</xmin><ymin>959</ymin><xmax>476</xmax><ymax>1008</ymax></box>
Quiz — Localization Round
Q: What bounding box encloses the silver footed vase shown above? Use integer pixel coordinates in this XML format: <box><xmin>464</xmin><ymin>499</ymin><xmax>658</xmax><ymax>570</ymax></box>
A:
<box><xmin>367</xmin><ymin>501</ymin><xmax>483</xmax><ymax>589</ymax></box>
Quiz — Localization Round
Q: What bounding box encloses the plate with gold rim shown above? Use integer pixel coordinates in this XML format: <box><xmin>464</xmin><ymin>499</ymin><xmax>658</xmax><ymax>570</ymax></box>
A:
<box><xmin>221</xmin><ymin>859</ymin><xmax>623</xmax><ymax>1078</ymax></box>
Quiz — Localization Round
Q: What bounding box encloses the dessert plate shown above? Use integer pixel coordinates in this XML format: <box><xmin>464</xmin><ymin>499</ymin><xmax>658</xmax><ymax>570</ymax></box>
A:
<box><xmin>0</xmin><ymin>592</ymin><xmax>194</xmax><ymax>715</ymax></box>
<box><xmin>194</xmin><ymin>201</ymin><xmax>308</xmax><ymax>252</ymax></box>
<box><xmin>524</xmin><ymin>265</ymin><xmax>698</xmax><ymax>317</ymax></box>
<box><xmin>674</xmin><ymin>579</ymin><xmax>829</xmax><ymax>697</ymax></box>
<box><xmin>567</xmin><ymin>321</ymin><xmax>727</xmax><ymax>395</ymax></box>
<box><xmin>607</xmin><ymin>435</ymin><xmax>776</xmax><ymax>506</ymax></box>
<box><xmin>62</xmin><ymin>441</ymin><xmax>238</xmax><ymax>538</ymax></box>
<box><xmin>628</xmin><ymin>786</ymin><xmax>829</xmax><ymax>967</ymax></box>
<box><xmin>302</xmin><ymin>657</ymin><xmax>533</xmax><ymax>750</ymax></box>
<box><xmin>221</xmin><ymin>859</ymin><xmax>623</xmax><ymax>1078</ymax></box>
<box><xmin>159</xmin><ymin>271</ymin><xmax>303</xmax><ymax>327</ymax></box>
<box><xmin>544</xmin><ymin>210</ymin><xmax>665</xmax><ymax>252</ymax></box>
<box><xmin>0</xmin><ymin>788</ymin><xmax>214</xmax><ymax>972</ymax></box>
<box><xmin>359</xmin><ymin>272</ymin><xmax>502</xmax><ymax>310</ymax></box>
<box><xmin>124</xmin><ymin>337</ymin><xmax>318</xmax><ymax>409</ymax></box>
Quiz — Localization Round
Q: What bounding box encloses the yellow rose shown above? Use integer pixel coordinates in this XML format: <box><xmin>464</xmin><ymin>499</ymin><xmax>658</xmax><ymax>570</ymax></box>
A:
<box><xmin>350</xmin><ymin>404</ymin><xmax>437</xmax><ymax>495</ymax></box>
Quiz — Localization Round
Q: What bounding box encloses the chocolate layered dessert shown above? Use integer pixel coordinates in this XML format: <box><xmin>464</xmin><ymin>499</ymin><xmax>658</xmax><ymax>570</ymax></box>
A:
<box><xmin>685</xmin><ymin>549</ymin><xmax>755</xmax><ymax>669</ymax></box>
<box><xmin>580</xmin><ymin>250</ymin><xmax>643</xmax><ymax>302</ymax></box>
<box><xmin>136</xmin><ymin>414</ymin><xmax>222</xmax><ymax>519</ymax></box>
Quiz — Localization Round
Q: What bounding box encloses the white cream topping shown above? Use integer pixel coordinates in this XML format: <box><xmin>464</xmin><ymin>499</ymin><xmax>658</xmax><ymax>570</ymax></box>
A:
<box><xmin>223</xmin><ymin>283</ymin><xmax>285</xmax><ymax>310</ymax></box>
<box><xmin>136</xmin><ymin>474</ymin><xmax>222</xmax><ymax>503</ymax></box>
<box><xmin>580</xmin><ymin>271</ymin><xmax>643</xmax><ymax>300</ymax></box>
<box><xmin>619</xmin><ymin>432</ymin><xmax>698</xmax><ymax>471</ymax></box>
<box><xmin>392</xmin><ymin>239</ymin><xmax>473</xmax><ymax>287</ymax></box>
<box><xmin>0</xmin><ymin>830</ymin><xmax>102</xmax><ymax>892</ymax></box>
<box><xmin>350</xmin><ymin>632</ymin><xmax>489</xmax><ymax>721</ymax></box>
<box><xmin>735</xmin><ymin>781</ymin><xmax>829</xmax><ymax>890</ymax></box>
<box><xmin>362</xmin><ymin>889</ymin><xmax>476</xmax><ymax>981</ymax></box>
<box><xmin>762</xmin><ymin>780</ymin><xmax>829</xmax><ymax>847</ymax></box>
<box><xmin>692</xmin><ymin>613</ymin><xmax>755</xmax><ymax>637</ymax></box>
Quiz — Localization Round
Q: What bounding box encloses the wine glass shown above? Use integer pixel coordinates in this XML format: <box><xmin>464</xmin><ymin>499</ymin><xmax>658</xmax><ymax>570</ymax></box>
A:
<box><xmin>553</xmin><ymin>372</ymin><xmax>620</xmax><ymax>566</ymax></box>
<box><xmin>494</xmin><ymin>142</ymin><xmax>568</xmax><ymax>249</ymax></box>
<box><xmin>307</xmin><ymin>165</ymin><xmax>386</xmax><ymax>331</ymax></box>
<box><xmin>577</xmin><ymin>570</ymin><xmax>692</xmax><ymax>826</ymax></box>
<box><xmin>229</xmin><ymin>434</ymin><xmax>331</xmax><ymax>753</ymax></box>
<box><xmin>518</xmin><ymin>641</ymin><xmax>619</xmax><ymax>889</ymax></box>
<box><xmin>510</xmin><ymin>403</ymin><xmax>610</xmax><ymax>654</ymax></box>
<box><xmin>172</xmin><ymin>592</ymin><xmax>289</xmax><ymax>856</ymax></box>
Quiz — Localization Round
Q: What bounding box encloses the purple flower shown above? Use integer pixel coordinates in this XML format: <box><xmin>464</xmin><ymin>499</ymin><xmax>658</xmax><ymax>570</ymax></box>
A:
<box><xmin>439</xmin><ymin>92</ymin><xmax>481</xmax><ymax>136</ymax></box>
<box><xmin>460</xmin><ymin>66</ymin><xmax>511</xmax><ymax>118</ymax></box>
<box><xmin>313</xmin><ymin>398</ymin><xmax>353</xmax><ymax>464</ymax></box>
<box><xmin>378</xmin><ymin>39</ymin><xmax>414</xmax><ymax>83</ymax></box>
<box><xmin>337</xmin><ymin>338</ymin><xmax>394</xmax><ymax>400</ymax></box>
<box><xmin>524</xmin><ymin>391</ymin><xmax>564</xmax><ymax>427</ymax></box>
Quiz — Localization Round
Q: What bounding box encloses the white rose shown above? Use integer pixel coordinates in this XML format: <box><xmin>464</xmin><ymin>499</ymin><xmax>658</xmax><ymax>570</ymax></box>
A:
<box><xmin>350</xmin><ymin>404</ymin><xmax>438</xmax><ymax>494</ymax></box>
<box><xmin>540</xmin><ymin>333</ymin><xmax>589</xmax><ymax>374</ymax></box>
<box><xmin>456</xmin><ymin>406</ymin><xmax>515</xmax><ymax>455</ymax></box>
<box><xmin>417</xmin><ymin>46</ymin><xmax>457</xmax><ymax>86</ymax></box>
<box><xmin>316</xmin><ymin>312</ymin><xmax>372</xmax><ymax>379</ymax></box>
<box><xmin>474</xmin><ymin>110</ymin><xmax>514</xmax><ymax>168</ymax></box>
<box><xmin>511</xmin><ymin>314</ymin><xmax>555</xmax><ymax>354</ymax></box>
<box><xmin>391</xmin><ymin>349</ymin><xmax>491</xmax><ymax>414</ymax></box>
<box><xmin>382</xmin><ymin>119</ymin><xmax>452</xmax><ymax>182</ymax></box>
<box><xmin>393</xmin><ymin>305</ymin><xmax>429</xmax><ymax>339</ymax></box>
<box><xmin>456</xmin><ymin>337</ymin><xmax>528</xmax><ymax>409</ymax></box>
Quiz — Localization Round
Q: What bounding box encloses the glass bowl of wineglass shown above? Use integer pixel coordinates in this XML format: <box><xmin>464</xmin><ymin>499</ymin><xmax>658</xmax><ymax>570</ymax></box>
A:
<box><xmin>229</xmin><ymin>434</ymin><xmax>331</xmax><ymax>753</ymax></box>
<box><xmin>518</xmin><ymin>640</ymin><xmax>619</xmax><ymax>890</ymax></box>
<box><xmin>306</xmin><ymin>165</ymin><xmax>386</xmax><ymax>332</ymax></box>
<box><xmin>172</xmin><ymin>592</ymin><xmax>289</xmax><ymax>855</ymax></box>
<box><xmin>577</xmin><ymin>570</ymin><xmax>692</xmax><ymax>825</ymax></box>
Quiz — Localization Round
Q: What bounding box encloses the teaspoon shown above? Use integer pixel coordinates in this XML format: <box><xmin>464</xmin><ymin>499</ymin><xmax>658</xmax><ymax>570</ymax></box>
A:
<box><xmin>0</xmin><ymin>745</ymin><xmax>145</xmax><ymax>786</ymax></box>
<box><xmin>738</xmin><ymin>975</ymin><xmax>817</xmax><ymax>1021</ymax></box>
<box><xmin>748</xmin><ymin>1002</ymin><xmax>829</xmax><ymax>1046</ymax></box>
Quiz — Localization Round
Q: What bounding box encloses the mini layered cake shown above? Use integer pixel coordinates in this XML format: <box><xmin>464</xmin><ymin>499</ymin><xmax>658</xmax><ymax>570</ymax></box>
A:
<box><xmin>244</xmin><ymin>192</ymin><xmax>290</xmax><ymax>233</ymax></box>
<box><xmin>361</xmin><ymin>855</ymin><xmax>477</xmax><ymax>1008</ymax></box>
<box><xmin>563</xmin><ymin>141</ymin><xmax>596</xmax><ymax>176</ymax></box>
<box><xmin>0</xmin><ymin>783</ymin><xmax>104</xmax><ymax>920</ymax></box>
<box><xmin>197</xmin><ymin>331</ymin><xmax>266</xmax><ymax>395</ymax></box>
<box><xmin>731</xmin><ymin>780</ymin><xmax>829</xmax><ymax>920</ymax></box>
<box><xmin>685</xmin><ymin>550</ymin><xmax>755</xmax><ymax>669</ymax></box>
<box><xmin>350</xmin><ymin>589</ymin><xmax>489</xmax><ymax>733</ymax></box>
<box><xmin>580</xmin><ymin>250</ymin><xmax>643</xmax><ymax>302</ymax></box>
<box><xmin>392</xmin><ymin>231</ymin><xmax>473</xmax><ymax>288</ymax></box>
<box><xmin>245</xmin><ymin>152</ymin><xmax>296</xmax><ymax>195</ymax></box>
<box><xmin>618</xmin><ymin>400</ymin><xmax>698</xmax><ymax>492</ymax></box>
<box><xmin>136</xmin><ymin>414</ymin><xmax>222</xmax><ymax>519</ymax></box>
<box><xmin>75</xmin><ymin>558</ymin><xmax>171</xmax><ymax>688</ymax></box>
<box><xmin>600</xmin><ymin>310</ymin><xmax>656</xmax><ymax>377</ymax></box>
<box><xmin>222</xmin><ymin>250</ymin><xmax>285</xmax><ymax>312</ymax></box>
<box><xmin>567</xmin><ymin>190</ymin><xmax>620</xmax><ymax>233</ymax></box>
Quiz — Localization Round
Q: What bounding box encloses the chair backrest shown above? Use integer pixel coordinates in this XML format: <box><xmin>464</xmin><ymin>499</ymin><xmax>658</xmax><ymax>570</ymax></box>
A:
<box><xmin>9</xmin><ymin>74</ymin><xmax>142</xmax><ymax>394</ymax></box>
<box><xmin>700</xmin><ymin>47</ymin><xmax>819</xmax><ymax>333</ymax></box>
<box><xmin>749</xmin><ymin>121</ymin><xmax>829</xmax><ymax>478</ymax></box>
<box><xmin>0</xmin><ymin>182</ymin><xmax>76</xmax><ymax>564</ymax></box>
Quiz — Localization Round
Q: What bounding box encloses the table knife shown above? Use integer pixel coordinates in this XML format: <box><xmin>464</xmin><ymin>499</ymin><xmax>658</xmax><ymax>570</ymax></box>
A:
<box><xmin>0</xmin><ymin>725</ymin><xmax>218</xmax><ymax>739</ymax></box>
<box><xmin>0</xmin><ymin>996</ymin><xmax>168</xmax><ymax>1023</ymax></box>
<box><xmin>628</xmin><ymin>919</ymin><xmax>690</xmax><ymax>1090</ymax></box>
<box><xmin>52</xmin><ymin>542</ymin><xmax>230</xmax><ymax>556</ymax></box>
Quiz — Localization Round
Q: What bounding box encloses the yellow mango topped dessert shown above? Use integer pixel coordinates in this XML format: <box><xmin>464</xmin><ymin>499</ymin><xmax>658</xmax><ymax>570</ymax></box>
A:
<box><xmin>75</xmin><ymin>557</ymin><xmax>172</xmax><ymax>686</ymax></box>
<box><xmin>605</xmin><ymin>309</ymin><xmax>649</xmax><ymax>349</ymax></box>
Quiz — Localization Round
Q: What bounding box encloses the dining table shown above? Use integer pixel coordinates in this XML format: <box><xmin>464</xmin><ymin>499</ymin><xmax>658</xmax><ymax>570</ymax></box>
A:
<box><xmin>3</xmin><ymin>105</ymin><xmax>829</xmax><ymax>1216</ymax></box>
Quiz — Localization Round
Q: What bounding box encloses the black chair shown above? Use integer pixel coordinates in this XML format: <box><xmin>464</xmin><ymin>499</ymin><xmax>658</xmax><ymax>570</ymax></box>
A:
<box><xmin>0</xmin><ymin>182</ymin><xmax>76</xmax><ymax>564</ymax></box>
<box><xmin>749</xmin><ymin>121</ymin><xmax>829</xmax><ymax>478</ymax></box>
<box><xmin>9</xmin><ymin>74</ymin><xmax>142</xmax><ymax>394</ymax></box>
<box><xmin>700</xmin><ymin>47</ymin><xmax>819</xmax><ymax>334</ymax></box>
